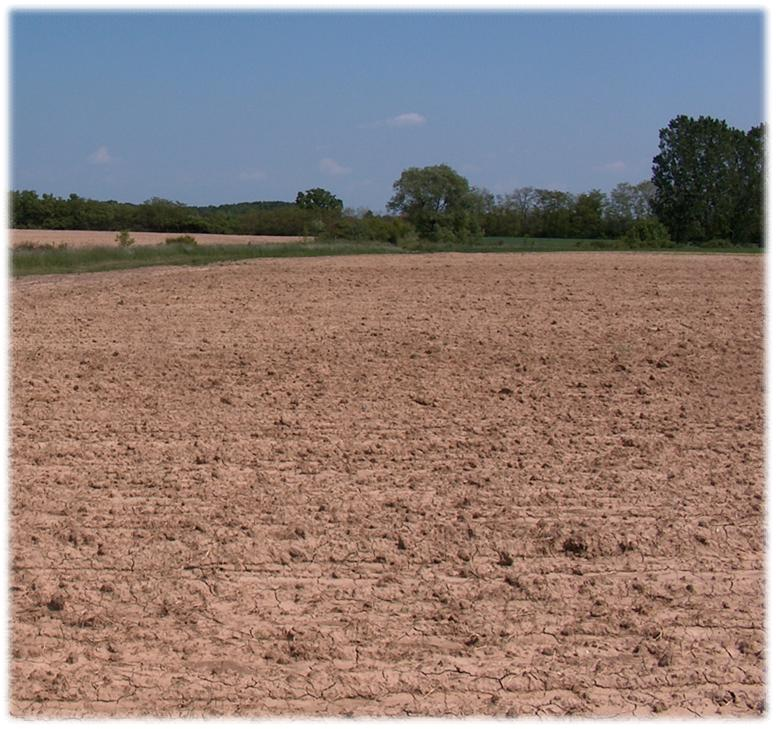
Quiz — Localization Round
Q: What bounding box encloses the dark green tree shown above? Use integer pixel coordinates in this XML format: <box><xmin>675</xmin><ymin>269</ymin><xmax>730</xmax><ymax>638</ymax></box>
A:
<box><xmin>652</xmin><ymin>115</ymin><xmax>763</xmax><ymax>244</ymax></box>
<box><xmin>295</xmin><ymin>188</ymin><xmax>344</xmax><ymax>212</ymax></box>
<box><xmin>387</xmin><ymin>164</ymin><xmax>482</xmax><ymax>243</ymax></box>
<box><xmin>531</xmin><ymin>189</ymin><xmax>574</xmax><ymax>237</ymax></box>
<box><xmin>731</xmin><ymin>123</ymin><xmax>765</xmax><ymax>246</ymax></box>
<box><xmin>624</xmin><ymin>218</ymin><xmax>670</xmax><ymax>245</ymax></box>
<box><xmin>571</xmin><ymin>189</ymin><xmax>605</xmax><ymax>238</ymax></box>
<box><xmin>507</xmin><ymin>187</ymin><xmax>538</xmax><ymax>235</ymax></box>
<box><xmin>10</xmin><ymin>190</ymin><xmax>43</xmax><ymax>228</ymax></box>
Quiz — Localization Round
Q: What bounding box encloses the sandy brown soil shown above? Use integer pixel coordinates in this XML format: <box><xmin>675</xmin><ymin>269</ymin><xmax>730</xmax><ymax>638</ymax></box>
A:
<box><xmin>9</xmin><ymin>228</ymin><xmax>308</xmax><ymax>248</ymax></box>
<box><xmin>10</xmin><ymin>252</ymin><xmax>764</xmax><ymax>717</ymax></box>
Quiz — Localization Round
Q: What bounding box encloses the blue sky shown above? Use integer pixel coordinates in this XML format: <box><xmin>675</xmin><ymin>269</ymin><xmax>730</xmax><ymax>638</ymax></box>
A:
<box><xmin>11</xmin><ymin>10</ymin><xmax>764</xmax><ymax>211</ymax></box>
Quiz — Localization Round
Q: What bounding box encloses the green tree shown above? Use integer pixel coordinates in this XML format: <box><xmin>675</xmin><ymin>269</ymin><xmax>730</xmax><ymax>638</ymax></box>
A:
<box><xmin>651</xmin><ymin>115</ymin><xmax>762</xmax><ymax>243</ymax></box>
<box><xmin>604</xmin><ymin>181</ymin><xmax>656</xmax><ymax>237</ymax></box>
<box><xmin>624</xmin><ymin>219</ymin><xmax>670</xmax><ymax>245</ymax></box>
<box><xmin>571</xmin><ymin>189</ymin><xmax>605</xmax><ymax>238</ymax></box>
<box><xmin>386</xmin><ymin>164</ymin><xmax>482</xmax><ymax>243</ymax></box>
<box><xmin>531</xmin><ymin>189</ymin><xmax>574</xmax><ymax>237</ymax></box>
<box><xmin>505</xmin><ymin>187</ymin><xmax>537</xmax><ymax>235</ymax></box>
<box><xmin>632</xmin><ymin>180</ymin><xmax>657</xmax><ymax>220</ymax></box>
<box><xmin>136</xmin><ymin>197</ymin><xmax>191</xmax><ymax>232</ymax></box>
<box><xmin>730</xmin><ymin>123</ymin><xmax>765</xmax><ymax>246</ymax></box>
<box><xmin>295</xmin><ymin>188</ymin><xmax>344</xmax><ymax>212</ymax></box>
<box><xmin>10</xmin><ymin>190</ymin><xmax>43</xmax><ymax>228</ymax></box>
<box><xmin>471</xmin><ymin>187</ymin><xmax>496</xmax><ymax>216</ymax></box>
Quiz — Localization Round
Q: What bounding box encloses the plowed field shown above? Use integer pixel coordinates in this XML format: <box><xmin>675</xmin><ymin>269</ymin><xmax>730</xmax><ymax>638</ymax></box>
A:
<box><xmin>10</xmin><ymin>252</ymin><xmax>764</xmax><ymax>717</ymax></box>
<box><xmin>10</xmin><ymin>229</ymin><xmax>307</xmax><ymax>248</ymax></box>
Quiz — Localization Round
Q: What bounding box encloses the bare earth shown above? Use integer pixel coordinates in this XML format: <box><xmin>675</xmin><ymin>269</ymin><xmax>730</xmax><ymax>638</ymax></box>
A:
<box><xmin>10</xmin><ymin>252</ymin><xmax>764</xmax><ymax>717</ymax></box>
<box><xmin>9</xmin><ymin>228</ymin><xmax>308</xmax><ymax>248</ymax></box>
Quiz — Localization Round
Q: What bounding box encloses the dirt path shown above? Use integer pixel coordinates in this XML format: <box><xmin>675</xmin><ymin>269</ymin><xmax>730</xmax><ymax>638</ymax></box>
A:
<box><xmin>10</xmin><ymin>252</ymin><xmax>764</xmax><ymax>717</ymax></box>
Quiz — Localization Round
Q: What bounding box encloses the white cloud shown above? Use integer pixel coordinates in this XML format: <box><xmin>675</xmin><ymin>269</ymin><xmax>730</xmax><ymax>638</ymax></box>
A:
<box><xmin>319</xmin><ymin>157</ymin><xmax>351</xmax><ymax>176</ymax></box>
<box><xmin>596</xmin><ymin>160</ymin><xmax>627</xmax><ymax>173</ymax></box>
<box><xmin>88</xmin><ymin>145</ymin><xmax>113</xmax><ymax>165</ymax></box>
<box><xmin>239</xmin><ymin>169</ymin><xmax>267</xmax><ymax>181</ymax></box>
<box><xmin>360</xmin><ymin>112</ymin><xmax>428</xmax><ymax>129</ymax></box>
<box><xmin>386</xmin><ymin>112</ymin><xmax>427</xmax><ymax>128</ymax></box>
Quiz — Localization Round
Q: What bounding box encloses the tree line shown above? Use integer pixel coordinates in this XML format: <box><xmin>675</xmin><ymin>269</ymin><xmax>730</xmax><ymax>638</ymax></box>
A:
<box><xmin>9</xmin><ymin>192</ymin><xmax>328</xmax><ymax>236</ymax></box>
<box><xmin>10</xmin><ymin>115</ymin><xmax>764</xmax><ymax>246</ymax></box>
<box><xmin>7</xmin><ymin>180</ymin><xmax>661</xmax><ymax>241</ymax></box>
<box><xmin>381</xmin><ymin>115</ymin><xmax>763</xmax><ymax>246</ymax></box>
<box><xmin>474</xmin><ymin>181</ymin><xmax>657</xmax><ymax>239</ymax></box>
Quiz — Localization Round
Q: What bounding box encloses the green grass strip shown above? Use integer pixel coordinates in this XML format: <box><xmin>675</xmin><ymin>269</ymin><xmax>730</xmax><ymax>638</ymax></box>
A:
<box><xmin>11</xmin><ymin>238</ymin><xmax>763</xmax><ymax>277</ymax></box>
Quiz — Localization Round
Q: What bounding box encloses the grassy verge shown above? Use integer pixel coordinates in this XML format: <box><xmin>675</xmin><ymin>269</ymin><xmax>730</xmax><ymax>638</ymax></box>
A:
<box><xmin>11</xmin><ymin>240</ymin><xmax>400</xmax><ymax>277</ymax></box>
<box><xmin>11</xmin><ymin>237</ymin><xmax>763</xmax><ymax>277</ymax></box>
<box><xmin>478</xmin><ymin>237</ymin><xmax>764</xmax><ymax>254</ymax></box>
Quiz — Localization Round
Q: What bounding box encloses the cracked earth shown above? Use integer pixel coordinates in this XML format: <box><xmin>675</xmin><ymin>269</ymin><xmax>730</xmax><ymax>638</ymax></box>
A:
<box><xmin>10</xmin><ymin>252</ymin><xmax>764</xmax><ymax>717</ymax></box>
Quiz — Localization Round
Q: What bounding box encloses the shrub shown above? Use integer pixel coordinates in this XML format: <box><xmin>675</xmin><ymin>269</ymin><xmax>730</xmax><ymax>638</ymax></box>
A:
<box><xmin>15</xmin><ymin>241</ymin><xmax>67</xmax><ymax>251</ymax></box>
<box><xmin>624</xmin><ymin>219</ymin><xmax>671</xmax><ymax>245</ymax></box>
<box><xmin>379</xmin><ymin>217</ymin><xmax>416</xmax><ymax>246</ymax></box>
<box><xmin>328</xmin><ymin>214</ymin><xmax>417</xmax><ymax>245</ymax></box>
<box><xmin>116</xmin><ymin>230</ymin><xmax>135</xmax><ymax>248</ymax></box>
<box><xmin>163</xmin><ymin>234</ymin><xmax>198</xmax><ymax>246</ymax></box>
<box><xmin>395</xmin><ymin>229</ymin><xmax>421</xmax><ymax>250</ymax></box>
<box><xmin>696</xmin><ymin>238</ymin><xmax>734</xmax><ymax>249</ymax></box>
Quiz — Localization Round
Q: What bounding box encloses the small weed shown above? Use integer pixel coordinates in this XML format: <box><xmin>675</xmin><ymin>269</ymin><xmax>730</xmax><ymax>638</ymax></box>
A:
<box><xmin>115</xmin><ymin>230</ymin><xmax>135</xmax><ymax>248</ymax></box>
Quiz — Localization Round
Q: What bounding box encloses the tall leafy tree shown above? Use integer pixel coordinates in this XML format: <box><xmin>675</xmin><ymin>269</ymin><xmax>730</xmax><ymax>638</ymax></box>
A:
<box><xmin>295</xmin><ymin>188</ymin><xmax>343</xmax><ymax>212</ymax></box>
<box><xmin>731</xmin><ymin>123</ymin><xmax>765</xmax><ymax>246</ymax></box>
<box><xmin>632</xmin><ymin>180</ymin><xmax>657</xmax><ymax>220</ymax></box>
<box><xmin>502</xmin><ymin>187</ymin><xmax>537</xmax><ymax>235</ymax></box>
<box><xmin>479</xmin><ymin>187</ymin><xmax>537</xmax><ymax>237</ymax></box>
<box><xmin>604</xmin><ymin>181</ymin><xmax>656</xmax><ymax>237</ymax></box>
<box><xmin>294</xmin><ymin>188</ymin><xmax>344</xmax><ymax>238</ymax></box>
<box><xmin>387</xmin><ymin>164</ymin><xmax>482</xmax><ymax>243</ymax></box>
<box><xmin>531</xmin><ymin>189</ymin><xmax>575</xmax><ymax>237</ymax></box>
<box><xmin>571</xmin><ymin>189</ymin><xmax>605</xmax><ymax>238</ymax></box>
<box><xmin>652</xmin><ymin>115</ymin><xmax>763</xmax><ymax>243</ymax></box>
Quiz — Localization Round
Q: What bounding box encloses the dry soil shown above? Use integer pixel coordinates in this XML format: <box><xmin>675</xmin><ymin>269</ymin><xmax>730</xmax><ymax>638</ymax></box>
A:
<box><xmin>10</xmin><ymin>252</ymin><xmax>764</xmax><ymax>717</ymax></box>
<box><xmin>10</xmin><ymin>229</ymin><xmax>307</xmax><ymax>249</ymax></box>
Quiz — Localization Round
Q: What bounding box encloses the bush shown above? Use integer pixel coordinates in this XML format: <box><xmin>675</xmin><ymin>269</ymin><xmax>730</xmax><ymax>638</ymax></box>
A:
<box><xmin>328</xmin><ymin>214</ymin><xmax>417</xmax><ymax>246</ymax></box>
<box><xmin>624</xmin><ymin>219</ymin><xmax>671</xmax><ymax>245</ymax></box>
<box><xmin>380</xmin><ymin>217</ymin><xmax>417</xmax><ymax>246</ymax></box>
<box><xmin>15</xmin><ymin>241</ymin><xmax>68</xmax><ymax>251</ymax></box>
<box><xmin>395</xmin><ymin>229</ymin><xmax>421</xmax><ymax>250</ymax></box>
<box><xmin>306</xmin><ymin>219</ymin><xmax>327</xmax><ymax>238</ymax></box>
<box><xmin>115</xmin><ymin>230</ymin><xmax>135</xmax><ymax>248</ymax></box>
<box><xmin>163</xmin><ymin>234</ymin><xmax>198</xmax><ymax>246</ymax></box>
<box><xmin>695</xmin><ymin>238</ymin><xmax>734</xmax><ymax>249</ymax></box>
